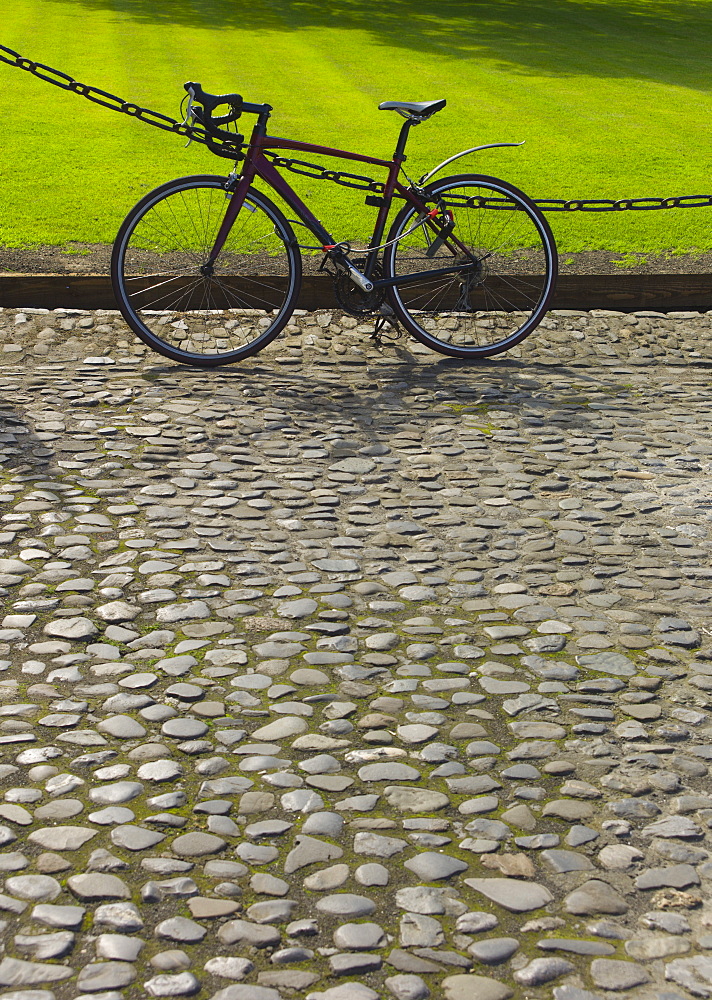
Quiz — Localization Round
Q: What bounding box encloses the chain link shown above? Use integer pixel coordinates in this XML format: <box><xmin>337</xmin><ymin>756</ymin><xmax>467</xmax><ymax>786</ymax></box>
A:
<box><xmin>537</xmin><ymin>194</ymin><xmax>712</xmax><ymax>212</ymax></box>
<box><xmin>0</xmin><ymin>43</ymin><xmax>245</xmax><ymax>158</ymax></box>
<box><xmin>265</xmin><ymin>152</ymin><xmax>712</xmax><ymax>212</ymax></box>
<box><xmin>265</xmin><ymin>154</ymin><xmax>386</xmax><ymax>193</ymax></box>
<box><xmin>3</xmin><ymin>43</ymin><xmax>712</xmax><ymax>211</ymax></box>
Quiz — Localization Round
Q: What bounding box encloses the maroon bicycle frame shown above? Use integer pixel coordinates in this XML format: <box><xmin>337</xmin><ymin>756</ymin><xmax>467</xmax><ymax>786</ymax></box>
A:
<box><xmin>208</xmin><ymin>110</ymin><xmax>473</xmax><ymax>286</ymax></box>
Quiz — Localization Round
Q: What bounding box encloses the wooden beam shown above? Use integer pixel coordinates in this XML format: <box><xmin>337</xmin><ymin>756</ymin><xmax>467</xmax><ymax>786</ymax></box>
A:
<box><xmin>0</xmin><ymin>273</ymin><xmax>710</xmax><ymax>312</ymax></box>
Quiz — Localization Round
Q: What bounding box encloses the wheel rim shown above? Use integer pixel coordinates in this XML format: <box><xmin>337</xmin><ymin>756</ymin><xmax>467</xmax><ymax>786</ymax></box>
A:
<box><xmin>117</xmin><ymin>181</ymin><xmax>296</xmax><ymax>359</ymax></box>
<box><xmin>388</xmin><ymin>179</ymin><xmax>555</xmax><ymax>353</ymax></box>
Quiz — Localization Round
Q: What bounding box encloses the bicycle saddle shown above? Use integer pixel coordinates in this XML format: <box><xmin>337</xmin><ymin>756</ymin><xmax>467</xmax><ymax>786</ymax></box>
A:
<box><xmin>378</xmin><ymin>99</ymin><xmax>446</xmax><ymax>120</ymax></box>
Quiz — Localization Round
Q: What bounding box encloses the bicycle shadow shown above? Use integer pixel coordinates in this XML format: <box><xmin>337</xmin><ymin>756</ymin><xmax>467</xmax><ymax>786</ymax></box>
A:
<box><xmin>0</xmin><ymin>405</ymin><xmax>56</xmax><ymax>474</ymax></box>
<box><xmin>136</xmin><ymin>351</ymin><xmax>631</xmax><ymax>449</ymax></box>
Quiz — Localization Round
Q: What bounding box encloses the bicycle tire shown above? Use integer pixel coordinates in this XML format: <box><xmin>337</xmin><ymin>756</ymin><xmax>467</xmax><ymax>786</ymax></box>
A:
<box><xmin>383</xmin><ymin>173</ymin><xmax>557</xmax><ymax>359</ymax></box>
<box><xmin>111</xmin><ymin>174</ymin><xmax>302</xmax><ymax>367</ymax></box>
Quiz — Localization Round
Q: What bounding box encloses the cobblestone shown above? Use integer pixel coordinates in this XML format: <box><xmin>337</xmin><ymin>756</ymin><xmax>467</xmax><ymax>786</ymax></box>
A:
<box><xmin>0</xmin><ymin>306</ymin><xmax>712</xmax><ymax>998</ymax></box>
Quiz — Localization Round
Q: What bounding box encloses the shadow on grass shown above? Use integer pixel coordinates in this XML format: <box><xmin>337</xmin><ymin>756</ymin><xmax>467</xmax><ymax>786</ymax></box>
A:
<box><xmin>48</xmin><ymin>0</ymin><xmax>711</xmax><ymax>90</ymax></box>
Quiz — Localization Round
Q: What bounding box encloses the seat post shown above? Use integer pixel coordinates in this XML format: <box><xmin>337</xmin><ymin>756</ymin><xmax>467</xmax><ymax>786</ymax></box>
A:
<box><xmin>394</xmin><ymin>117</ymin><xmax>416</xmax><ymax>161</ymax></box>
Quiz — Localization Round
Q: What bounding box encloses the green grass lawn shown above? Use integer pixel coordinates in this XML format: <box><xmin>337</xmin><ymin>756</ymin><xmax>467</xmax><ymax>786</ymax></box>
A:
<box><xmin>2</xmin><ymin>0</ymin><xmax>711</xmax><ymax>253</ymax></box>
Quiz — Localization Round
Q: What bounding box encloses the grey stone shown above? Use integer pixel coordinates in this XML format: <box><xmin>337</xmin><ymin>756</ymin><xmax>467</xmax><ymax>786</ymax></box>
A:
<box><xmin>0</xmin><ymin>993</ymin><xmax>58</xmax><ymax>1000</ymax></box>
<box><xmin>564</xmin><ymin>880</ymin><xmax>629</xmax><ymax>915</ymax></box>
<box><xmin>359</xmin><ymin>763</ymin><xmax>421</xmax><ymax>782</ymax></box>
<box><xmin>354</xmin><ymin>832</ymin><xmax>407</xmax><ymax>857</ymax></box>
<box><xmin>541</xmin><ymin>849</ymin><xmax>595</xmax><ymax>873</ymax></box>
<box><xmin>441</xmin><ymin>975</ymin><xmax>513</xmax><ymax>1000</ymax></box>
<box><xmin>514</xmin><ymin>957</ymin><xmax>575</xmax><ymax>985</ymax></box>
<box><xmin>217</xmin><ymin>920</ymin><xmax>281</xmax><ymax>948</ymax></box>
<box><xmin>93</xmin><ymin>902</ymin><xmax>144</xmax><ymax>932</ymax></box>
<box><xmin>642</xmin><ymin>816</ymin><xmax>703</xmax><ymax>839</ymax></box>
<box><xmin>333</xmin><ymin>922</ymin><xmax>387</xmax><ymax>950</ymax></box>
<box><xmin>468</xmin><ymin>937</ymin><xmax>519</xmax><ymax>964</ymax></box>
<box><xmin>354</xmin><ymin>862</ymin><xmax>388</xmax><ymax>886</ymax></box>
<box><xmin>0</xmin><ymin>959</ymin><xmax>74</xmax><ymax>987</ymax></box>
<box><xmin>284</xmin><ymin>835</ymin><xmax>343</xmax><ymax>873</ymax></box>
<box><xmin>157</xmin><ymin>601</ymin><xmax>211</xmax><ymax>623</ymax></box>
<box><xmin>635</xmin><ymin>864</ymin><xmax>699</xmax><ymax>890</ymax></box>
<box><xmin>88</xmin><ymin>807</ymin><xmax>135</xmax><ymax>826</ymax></box>
<box><xmin>404</xmin><ymin>852</ymin><xmax>468</xmax><ymax>881</ymax></box>
<box><xmin>76</xmin><ymin>963</ymin><xmax>136</xmax><ymax>991</ymax></box>
<box><xmin>97</xmin><ymin>716</ymin><xmax>147</xmax><ymax>738</ymax></box>
<box><xmin>144</xmin><ymin>972</ymin><xmax>201</xmax><ymax>997</ymax></box>
<box><xmin>539</xmin><ymin>938</ymin><xmax>615</xmax><ymax>956</ymax></box>
<box><xmin>14</xmin><ymin>933</ymin><xmax>74</xmax><ymax>961</ymax></box>
<box><xmin>96</xmin><ymin>935</ymin><xmax>145</xmax><ymax>961</ymax></box>
<box><xmin>110</xmin><ymin>826</ymin><xmax>166</xmax><ymax>851</ymax></box>
<box><xmin>666</xmin><ymin>957</ymin><xmax>712</xmax><ymax>996</ymax></box>
<box><xmin>385</xmin><ymin>974</ymin><xmax>430</xmax><ymax>999</ymax></box>
<box><xmin>303</xmin><ymin>864</ymin><xmax>350</xmax><ymax>891</ymax></box>
<box><xmin>43</xmin><ymin>617</ymin><xmax>98</xmax><ymax>640</ymax></box>
<box><xmin>576</xmin><ymin>652</ymin><xmax>637</xmax><ymax>676</ymax></box>
<box><xmin>89</xmin><ymin>781</ymin><xmax>144</xmax><ymax>805</ymax></box>
<box><xmin>278</xmin><ymin>598</ymin><xmax>318</xmax><ymax>618</ymax></box>
<box><xmin>464</xmin><ymin>878</ymin><xmax>553</xmax><ymax>912</ymax></box>
<box><xmin>400</xmin><ymin>912</ymin><xmax>444</xmax><ymax>948</ymax></box>
<box><xmin>316</xmin><ymin>894</ymin><xmax>377</xmax><ymax>917</ymax></box>
<box><xmin>302</xmin><ymin>812</ymin><xmax>344</xmax><ymax>837</ymax></box>
<box><xmin>247</xmin><ymin>899</ymin><xmax>297</xmax><ymax>923</ymax></box>
<box><xmin>155</xmin><ymin>917</ymin><xmax>206</xmax><ymax>943</ymax></box>
<box><xmin>554</xmin><ymin>989</ymin><xmax>607</xmax><ymax>1000</ymax></box>
<box><xmin>5</xmin><ymin>876</ymin><xmax>61</xmax><ymax>902</ymax></box>
<box><xmin>172</xmin><ymin>833</ymin><xmax>226</xmax><ymax>857</ymax></box>
<box><xmin>384</xmin><ymin>787</ymin><xmax>449</xmax><ymax>812</ymax></box>
<box><xmin>203</xmin><ymin>957</ymin><xmax>254</xmax><ymax>980</ymax></box>
<box><xmin>590</xmin><ymin>959</ymin><xmax>651</xmax><ymax>990</ymax></box>
<box><xmin>457</xmin><ymin>911</ymin><xmax>499</xmax><ymax>934</ymax></box>
<box><xmin>31</xmin><ymin>904</ymin><xmax>86</xmax><ymax>930</ymax></box>
<box><xmin>211</xmin><ymin>988</ymin><xmax>283</xmax><ymax>1000</ymax></box>
<box><xmin>67</xmin><ymin>874</ymin><xmax>131</xmax><ymax>900</ymax></box>
<box><xmin>29</xmin><ymin>827</ymin><xmax>96</xmax><ymax>851</ymax></box>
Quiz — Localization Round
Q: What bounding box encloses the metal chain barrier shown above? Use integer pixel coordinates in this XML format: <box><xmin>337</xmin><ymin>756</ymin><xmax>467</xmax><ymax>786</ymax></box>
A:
<box><xmin>0</xmin><ymin>43</ymin><xmax>245</xmax><ymax>159</ymax></box>
<box><xmin>265</xmin><ymin>154</ymin><xmax>712</xmax><ymax>212</ymax></box>
<box><xmin>3</xmin><ymin>43</ymin><xmax>712</xmax><ymax>211</ymax></box>
<box><xmin>264</xmin><ymin>154</ymin><xmax>386</xmax><ymax>194</ymax></box>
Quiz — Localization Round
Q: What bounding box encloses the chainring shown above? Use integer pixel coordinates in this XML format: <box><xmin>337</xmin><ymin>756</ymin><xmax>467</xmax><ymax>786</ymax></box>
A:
<box><xmin>334</xmin><ymin>260</ymin><xmax>386</xmax><ymax>315</ymax></box>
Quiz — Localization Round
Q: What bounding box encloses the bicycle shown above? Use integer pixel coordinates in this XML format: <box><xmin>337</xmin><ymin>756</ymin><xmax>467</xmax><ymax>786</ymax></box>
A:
<box><xmin>111</xmin><ymin>83</ymin><xmax>558</xmax><ymax>367</ymax></box>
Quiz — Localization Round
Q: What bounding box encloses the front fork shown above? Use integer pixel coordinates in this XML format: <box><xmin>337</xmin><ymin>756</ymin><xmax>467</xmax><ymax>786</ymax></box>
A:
<box><xmin>205</xmin><ymin>168</ymin><xmax>253</xmax><ymax>267</ymax></box>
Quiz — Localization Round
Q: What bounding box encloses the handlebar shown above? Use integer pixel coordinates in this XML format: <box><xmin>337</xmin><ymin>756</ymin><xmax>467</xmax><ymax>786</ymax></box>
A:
<box><xmin>183</xmin><ymin>81</ymin><xmax>272</xmax><ymax>138</ymax></box>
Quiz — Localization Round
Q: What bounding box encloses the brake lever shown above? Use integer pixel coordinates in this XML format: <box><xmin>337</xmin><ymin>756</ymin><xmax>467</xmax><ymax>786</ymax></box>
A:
<box><xmin>181</xmin><ymin>89</ymin><xmax>196</xmax><ymax>147</ymax></box>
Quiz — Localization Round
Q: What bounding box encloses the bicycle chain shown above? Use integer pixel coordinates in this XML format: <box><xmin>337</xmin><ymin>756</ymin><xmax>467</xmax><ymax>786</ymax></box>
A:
<box><xmin>3</xmin><ymin>43</ymin><xmax>712</xmax><ymax>212</ymax></box>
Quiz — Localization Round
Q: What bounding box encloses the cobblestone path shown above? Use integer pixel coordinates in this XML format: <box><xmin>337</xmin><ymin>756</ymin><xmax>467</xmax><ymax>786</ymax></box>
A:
<box><xmin>0</xmin><ymin>307</ymin><xmax>712</xmax><ymax>1000</ymax></box>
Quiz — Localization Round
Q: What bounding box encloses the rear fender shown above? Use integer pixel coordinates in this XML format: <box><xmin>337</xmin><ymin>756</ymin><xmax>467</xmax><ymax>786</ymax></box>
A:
<box><xmin>418</xmin><ymin>142</ymin><xmax>524</xmax><ymax>186</ymax></box>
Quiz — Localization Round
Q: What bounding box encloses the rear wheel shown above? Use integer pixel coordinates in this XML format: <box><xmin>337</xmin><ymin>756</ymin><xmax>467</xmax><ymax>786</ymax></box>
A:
<box><xmin>111</xmin><ymin>175</ymin><xmax>301</xmax><ymax>367</ymax></box>
<box><xmin>384</xmin><ymin>173</ymin><xmax>557</xmax><ymax>358</ymax></box>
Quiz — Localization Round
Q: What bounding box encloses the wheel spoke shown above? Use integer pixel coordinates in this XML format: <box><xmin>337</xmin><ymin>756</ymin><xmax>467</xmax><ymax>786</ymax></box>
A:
<box><xmin>113</xmin><ymin>179</ymin><xmax>300</xmax><ymax>366</ymax></box>
<box><xmin>386</xmin><ymin>177</ymin><xmax>556</xmax><ymax>356</ymax></box>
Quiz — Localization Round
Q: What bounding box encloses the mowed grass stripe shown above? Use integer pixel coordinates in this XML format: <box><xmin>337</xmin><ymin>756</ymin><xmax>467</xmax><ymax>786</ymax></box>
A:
<box><xmin>2</xmin><ymin>0</ymin><xmax>711</xmax><ymax>252</ymax></box>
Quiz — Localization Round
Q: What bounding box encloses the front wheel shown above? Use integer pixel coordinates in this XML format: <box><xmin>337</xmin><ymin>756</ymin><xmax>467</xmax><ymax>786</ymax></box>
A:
<box><xmin>384</xmin><ymin>174</ymin><xmax>557</xmax><ymax>358</ymax></box>
<box><xmin>111</xmin><ymin>175</ymin><xmax>302</xmax><ymax>367</ymax></box>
